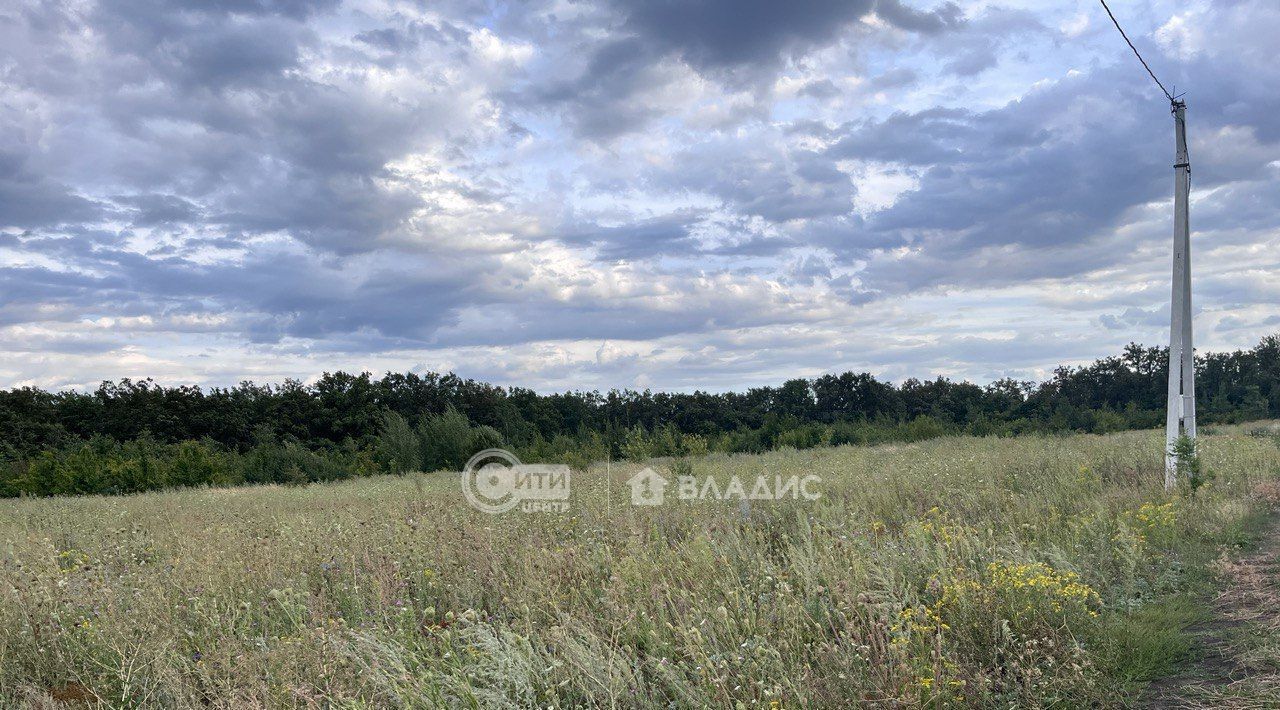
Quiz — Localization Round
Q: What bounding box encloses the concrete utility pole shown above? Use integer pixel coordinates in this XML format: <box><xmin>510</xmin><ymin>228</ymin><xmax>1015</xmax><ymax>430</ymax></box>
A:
<box><xmin>1164</xmin><ymin>99</ymin><xmax>1195</xmax><ymax>489</ymax></box>
<box><xmin>1098</xmin><ymin>1</ymin><xmax>1196</xmax><ymax>488</ymax></box>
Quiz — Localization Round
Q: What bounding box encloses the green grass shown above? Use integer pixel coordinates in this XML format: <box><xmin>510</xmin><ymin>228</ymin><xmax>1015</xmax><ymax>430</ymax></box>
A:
<box><xmin>1098</xmin><ymin>597</ymin><xmax>1209</xmax><ymax>685</ymax></box>
<box><xmin>0</xmin><ymin>425</ymin><xmax>1277</xmax><ymax>707</ymax></box>
<box><xmin>1096</xmin><ymin>503</ymin><xmax>1278</xmax><ymax>691</ymax></box>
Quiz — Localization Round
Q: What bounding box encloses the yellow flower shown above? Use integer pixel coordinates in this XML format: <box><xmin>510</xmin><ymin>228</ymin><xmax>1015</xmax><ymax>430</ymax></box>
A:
<box><xmin>987</xmin><ymin>561</ymin><xmax>1101</xmax><ymax>618</ymax></box>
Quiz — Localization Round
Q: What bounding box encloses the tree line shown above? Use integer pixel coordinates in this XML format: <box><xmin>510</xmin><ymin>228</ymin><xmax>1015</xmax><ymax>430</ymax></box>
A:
<box><xmin>2</xmin><ymin>334</ymin><xmax>1277</xmax><ymax>497</ymax></box>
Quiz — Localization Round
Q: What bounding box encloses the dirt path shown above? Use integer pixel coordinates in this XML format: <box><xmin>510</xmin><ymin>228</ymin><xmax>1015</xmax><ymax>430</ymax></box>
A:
<box><xmin>1144</xmin><ymin>488</ymin><xmax>1280</xmax><ymax>708</ymax></box>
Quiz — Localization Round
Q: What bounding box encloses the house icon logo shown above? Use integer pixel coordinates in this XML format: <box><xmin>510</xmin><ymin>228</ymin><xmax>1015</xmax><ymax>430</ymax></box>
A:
<box><xmin>626</xmin><ymin>467</ymin><xmax>668</xmax><ymax>506</ymax></box>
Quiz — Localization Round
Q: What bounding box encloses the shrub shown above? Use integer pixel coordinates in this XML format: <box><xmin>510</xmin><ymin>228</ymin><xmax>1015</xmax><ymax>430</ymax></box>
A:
<box><xmin>375</xmin><ymin>410</ymin><xmax>420</xmax><ymax>474</ymax></box>
<box><xmin>680</xmin><ymin>433</ymin><xmax>708</xmax><ymax>457</ymax></box>
<box><xmin>0</xmin><ymin>458</ymin><xmax>26</xmax><ymax>497</ymax></box>
<box><xmin>168</xmin><ymin>440</ymin><xmax>229</xmax><ymax>488</ymax></box>
<box><xmin>418</xmin><ymin>408</ymin><xmax>506</xmax><ymax>472</ymax></box>
<box><xmin>110</xmin><ymin>438</ymin><xmax>168</xmax><ymax>493</ymax></box>
<box><xmin>828</xmin><ymin>420</ymin><xmax>867</xmax><ymax>446</ymax></box>
<box><xmin>899</xmin><ymin>415</ymin><xmax>950</xmax><ymax>442</ymax></box>
<box><xmin>1092</xmin><ymin>409</ymin><xmax>1128</xmax><ymax>434</ymax></box>
<box><xmin>622</xmin><ymin>425</ymin><xmax>653</xmax><ymax>462</ymax></box>
<box><xmin>722</xmin><ymin>428</ymin><xmax>767</xmax><ymax>454</ymax></box>
<box><xmin>240</xmin><ymin>440</ymin><xmax>345</xmax><ymax>485</ymax></box>
<box><xmin>561</xmin><ymin>431</ymin><xmax>609</xmax><ymax>471</ymax></box>
<box><xmin>469</xmin><ymin>425</ymin><xmax>504</xmax><ymax>455</ymax></box>
<box><xmin>774</xmin><ymin>424</ymin><xmax>828</xmax><ymax>450</ymax></box>
<box><xmin>1171</xmin><ymin>435</ymin><xmax>1211</xmax><ymax>495</ymax></box>
<box><xmin>418</xmin><ymin>408</ymin><xmax>475</xmax><ymax>472</ymax></box>
<box><xmin>649</xmin><ymin>423</ymin><xmax>685</xmax><ymax>458</ymax></box>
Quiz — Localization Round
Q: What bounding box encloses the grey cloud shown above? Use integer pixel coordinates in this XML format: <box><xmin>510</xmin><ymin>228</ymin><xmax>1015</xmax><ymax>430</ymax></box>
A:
<box><xmin>0</xmin><ymin>247</ymin><xmax>480</xmax><ymax>349</ymax></box>
<box><xmin>0</xmin><ymin>174</ymin><xmax>104</xmax><ymax>230</ymax></box>
<box><xmin>821</xmin><ymin>70</ymin><xmax>1170</xmax><ymax>291</ymax></box>
<box><xmin>115</xmin><ymin>194</ymin><xmax>204</xmax><ymax>227</ymax></box>
<box><xmin>431</xmin><ymin>292</ymin><xmax>814</xmax><ymax>349</ymax></box>
<box><xmin>927</xmin><ymin>6</ymin><xmax>1044</xmax><ymax>79</ymax></box>
<box><xmin>869</xmin><ymin>67</ymin><xmax>918</xmax><ymax>90</ymax></box>
<box><xmin>2</xmin><ymin>0</ymin><xmax>1279</xmax><ymax>391</ymax></box>
<box><xmin>4</xmin><ymin>0</ymin><xmax>491</xmax><ymax>256</ymax></box>
<box><xmin>613</xmin><ymin>0</ymin><xmax>876</xmax><ymax>74</ymax></box>
<box><xmin>1193</xmin><ymin>179</ymin><xmax>1280</xmax><ymax>237</ymax></box>
<box><xmin>799</xmin><ymin>79</ymin><xmax>841</xmax><ymax>99</ymax></box>
<box><xmin>538</xmin><ymin>0</ymin><xmax>966</xmax><ymax>139</ymax></box>
<box><xmin>559</xmin><ymin>211</ymin><xmax>803</xmax><ymax>262</ymax></box>
<box><xmin>0</xmin><ymin>149</ymin><xmax>105</xmax><ymax>230</ymax></box>
<box><xmin>88</xmin><ymin>1</ymin><xmax>316</xmax><ymax>90</ymax></box>
<box><xmin>350</xmin><ymin>20</ymin><xmax>472</xmax><ymax>69</ymax></box>
<box><xmin>0</xmin><ymin>328</ymin><xmax>121</xmax><ymax>356</ymax></box>
<box><xmin>173</xmin><ymin>20</ymin><xmax>304</xmax><ymax>89</ymax></box>
<box><xmin>531</xmin><ymin>37</ymin><xmax>675</xmax><ymax>140</ymax></box>
<box><xmin>801</xmin><ymin>216</ymin><xmax>896</xmax><ymax>253</ymax></box>
<box><xmin>874</xmin><ymin>0</ymin><xmax>962</xmax><ymax>34</ymax></box>
<box><xmin>611</xmin><ymin>0</ymin><xmax>961</xmax><ymax>74</ymax></box>
<box><xmin>944</xmin><ymin>45</ymin><xmax>997</xmax><ymax>76</ymax></box>
<box><xmin>784</xmin><ymin>254</ymin><xmax>832</xmax><ymax>286</ymax></box>
<box><xmin>0</xmin><ymin>265</ymin><xmax>129</xmax><ymax>313</ymax></box>
<box><xmin>822</xmin><ymin>20</ymin><xmax>1280</xmax><ymax>293</ymax></box>
<box><xmin>1101</xmin><ymin>305</ymin><xmax>1169</xmax><ymax>331</ymax></box>
<box><xmin>700</xmin><ymin>235</ymin><xmax>795</xmax><ymax>257</ymax></box>
<box><xmin>355</xmin><ymin>28</ymin><xmax>411</xmax><ymax>51</ymax></box>
<box><xmin>559</xmin><ymin>211</ymin><xmax>705</xmax><ymax>261</ymax></box>
<box><xmin>148</xmin><ymin>0</ymin><xmax>339</xmax><ymax>20</ymax></box>
<box><xmin>0</xmin><ymin>232</ymin><xmax>818</xmax><ymax>357</ymax></box>
<box><xmin>661</xmin><ymin>139</ymin><xmax>858</xmax><ymax>222</ymax></box>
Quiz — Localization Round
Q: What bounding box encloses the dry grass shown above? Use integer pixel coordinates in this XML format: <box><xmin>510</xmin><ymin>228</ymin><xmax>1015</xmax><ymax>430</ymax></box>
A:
<box><xmin>1</xmin><ymin>425</ymin><xmax>1278</xmax><ymax>708</ymax></box>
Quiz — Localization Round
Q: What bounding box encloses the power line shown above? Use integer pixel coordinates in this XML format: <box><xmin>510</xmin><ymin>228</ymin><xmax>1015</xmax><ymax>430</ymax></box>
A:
<box><xmin>1098</xmin><ymin>0</ymin><xmax>1174</xmax><ymax>102</ymax></box>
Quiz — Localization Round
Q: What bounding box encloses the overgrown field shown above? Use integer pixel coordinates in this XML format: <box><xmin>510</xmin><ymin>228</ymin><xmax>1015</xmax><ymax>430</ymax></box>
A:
<box><xmin>2</xmin><ymin>425</ymin><xmax>1279</xmax><ymax>707</ymax></box>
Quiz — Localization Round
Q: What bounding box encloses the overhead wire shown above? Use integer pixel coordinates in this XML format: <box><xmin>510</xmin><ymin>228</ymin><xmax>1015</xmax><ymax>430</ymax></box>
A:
<box><xmin>1098</xmin><ymin>0</ymin><xmax>1175</xmax><ymax>103</ymax></box>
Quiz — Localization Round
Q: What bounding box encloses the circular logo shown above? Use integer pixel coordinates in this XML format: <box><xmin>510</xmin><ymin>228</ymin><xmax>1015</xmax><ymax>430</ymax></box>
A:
<box><xmin>461</xmin><ymin>448</ymin><xmax>523</xmax><ymax>514</ymax></box>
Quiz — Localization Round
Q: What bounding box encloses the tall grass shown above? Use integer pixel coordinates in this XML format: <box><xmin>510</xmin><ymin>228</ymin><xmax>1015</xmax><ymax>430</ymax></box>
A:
<box><xmin>0</xmin><ymin>425</ymin><xmax>1277</xmax><ymax>707</ymax></box>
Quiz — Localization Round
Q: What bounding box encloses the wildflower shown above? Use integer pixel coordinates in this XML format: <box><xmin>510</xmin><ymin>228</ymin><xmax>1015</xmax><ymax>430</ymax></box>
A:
<box><xmin>987</xmin><ymin>561</ymin><xmax>1101</xmax><ymax>617</ymax></box>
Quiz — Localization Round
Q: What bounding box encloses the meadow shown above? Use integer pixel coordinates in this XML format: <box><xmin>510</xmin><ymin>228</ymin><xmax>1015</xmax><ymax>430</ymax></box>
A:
<box><xmin>2</xmin><ymin>425</ymin><xmax>1279</xmax><ymax>708</ymax></box>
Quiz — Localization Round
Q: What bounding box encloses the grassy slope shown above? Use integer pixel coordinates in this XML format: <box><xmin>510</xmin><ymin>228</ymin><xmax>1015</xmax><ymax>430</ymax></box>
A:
<box><xmin>1</xmin><ymin>424</ymin><xmax>1278</xmax><ymax>708</ymax></box>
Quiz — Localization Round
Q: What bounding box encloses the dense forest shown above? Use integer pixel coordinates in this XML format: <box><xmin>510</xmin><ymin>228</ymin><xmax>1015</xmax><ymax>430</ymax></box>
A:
<box><xmin>2</xmin><ymin>334</ymin><xmax>1278</xmax><ymax>497</ymax></box>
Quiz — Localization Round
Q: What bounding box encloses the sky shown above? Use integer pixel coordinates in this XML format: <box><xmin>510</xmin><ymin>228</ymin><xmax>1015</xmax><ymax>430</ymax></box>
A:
<box><xmin>1</xmin><ymin>0</ymin><xmax>1278</xmax><ymax>393</ymax></box>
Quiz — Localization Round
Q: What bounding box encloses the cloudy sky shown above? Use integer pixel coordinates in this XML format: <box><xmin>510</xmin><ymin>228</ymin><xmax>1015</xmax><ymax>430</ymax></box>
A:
<box><xmin>1</xmin><ymin>0</ymin><xmax>1277</xmax><ymax>393</ymax></box>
